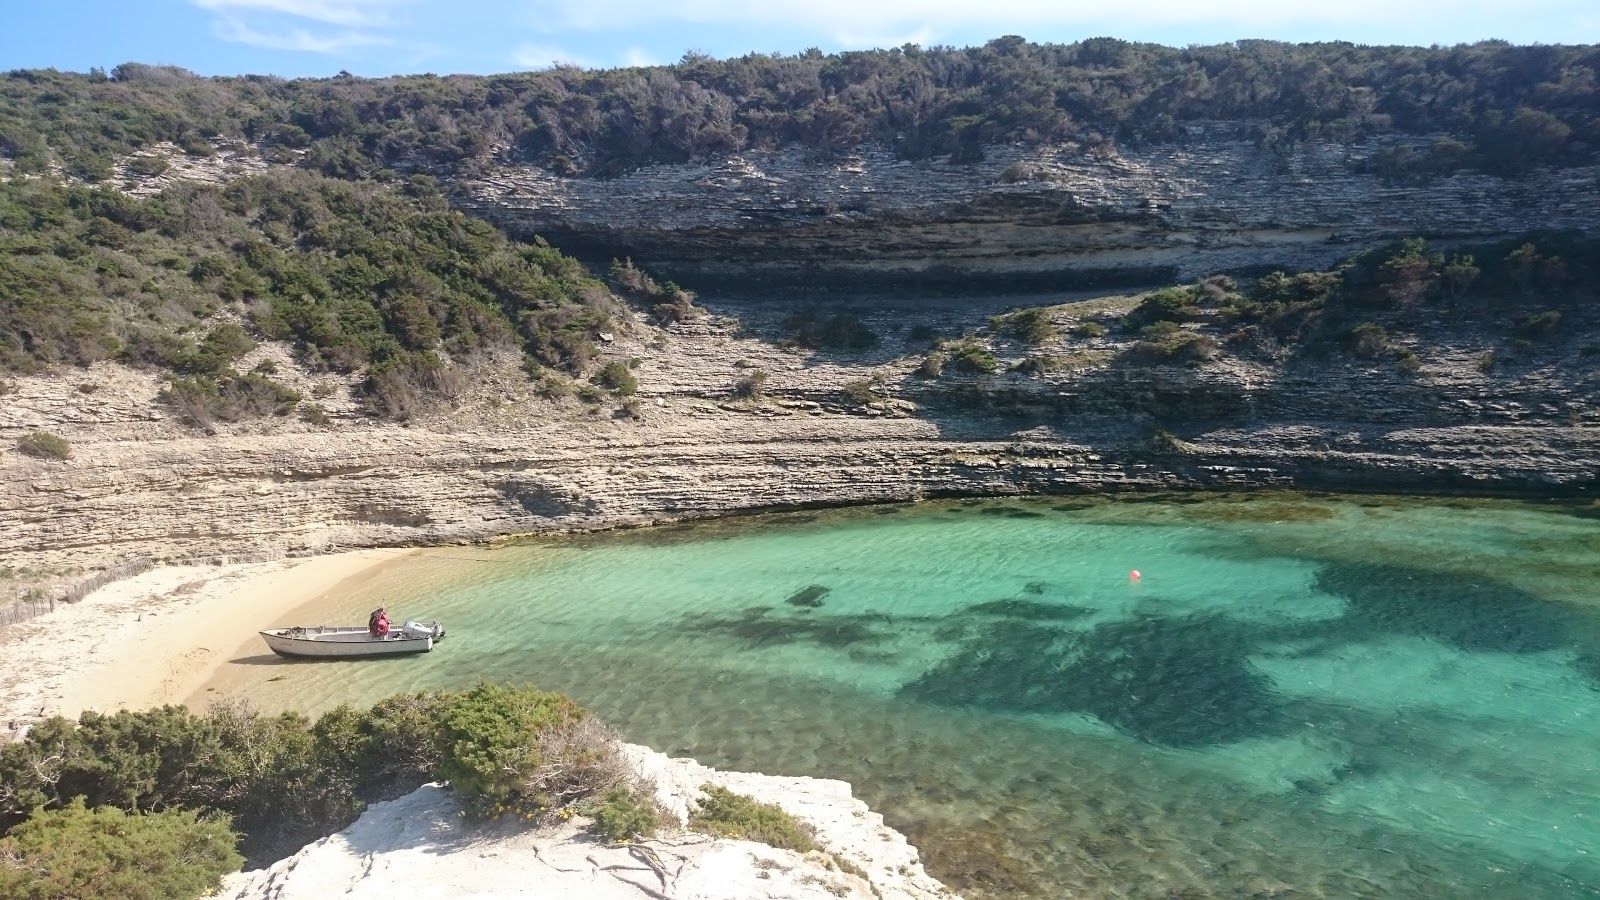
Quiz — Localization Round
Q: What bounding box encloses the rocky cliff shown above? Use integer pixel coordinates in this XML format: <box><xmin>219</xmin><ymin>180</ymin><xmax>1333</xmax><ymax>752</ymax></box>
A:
<box><xmin>5</xmin><ymin>295</ymin><xmax>1598</xmax><ymax>594</ymax></box>
<box><xmin>452</xmin><ymin>126</ymin><xmax>1600</xmax><ymax>295</ymax></box>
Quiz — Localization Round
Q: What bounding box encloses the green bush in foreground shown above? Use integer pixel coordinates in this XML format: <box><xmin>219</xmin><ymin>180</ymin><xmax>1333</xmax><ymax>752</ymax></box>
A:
<box><xmin>0</xmin><ymin>799</ymin><xmax>241</xmax><ymax>900</ymax></box>
<box><xmin>689</xmin><ymin>784</ymin><xmax>817</xmax><ymax>853</ymax></box>
<box><xmin>0</xmin><ymin>683</ymin><xmax>662</xmax><ymax>896</ymax></box>
<box><xmin>16</xmin><ymin>430</ymin><xmax>71</xmax><ymax>460</ymax></box>
<box><xmin>583</xmin><ymin>788</ymin><xmax>664</xmax><ymax>842</ymax></box>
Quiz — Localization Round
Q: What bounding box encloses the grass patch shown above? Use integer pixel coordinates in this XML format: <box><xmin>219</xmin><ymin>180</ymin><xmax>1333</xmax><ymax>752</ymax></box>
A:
<box><xmin>16</xmin><ymin>430</ymin><xmax>72</xmax><ymax>460</ymax></box>
<box><xmin>689</xmin><ymin>785</ymin><xmax>817</xmax><ymax>853</ymax></box>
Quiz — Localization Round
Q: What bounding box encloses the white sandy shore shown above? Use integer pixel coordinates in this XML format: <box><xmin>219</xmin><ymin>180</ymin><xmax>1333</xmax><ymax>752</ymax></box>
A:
<box><xmin>0</xmin><ymin>549</ymin><xmax>398</xmax><ymax>733</ymax></box>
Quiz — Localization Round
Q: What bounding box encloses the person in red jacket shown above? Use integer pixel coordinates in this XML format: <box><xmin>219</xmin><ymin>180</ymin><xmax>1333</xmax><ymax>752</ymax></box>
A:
<box><xmin>368</xmin><ymin>607</ymin><xmax>390</xmax><ymax>638</ymax></box>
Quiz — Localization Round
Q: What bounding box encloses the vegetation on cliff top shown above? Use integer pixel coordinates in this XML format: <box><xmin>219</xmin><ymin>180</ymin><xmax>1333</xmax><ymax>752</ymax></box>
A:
<box><xmin>2</xmin><ymin>39</ymin><xmax>1597</xmax><ymax>180</ymax></box>
<box><xmin>0</xmin><ymin>169</ymin><xmax>617</xmax><ymax>418</ymax></box>
<box><xmin>0</xmin><ymin>684</ymin><xmax>665</xmax><ymax>896</ymax></box>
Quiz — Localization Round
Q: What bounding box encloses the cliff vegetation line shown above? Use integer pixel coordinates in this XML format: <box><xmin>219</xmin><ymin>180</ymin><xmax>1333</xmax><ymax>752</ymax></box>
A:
<box><xmin>2</xmin><ymin>38</ymin><xmax>1596</xmax><ymax>181</ymax></box>
<box><xmin>0</xmin><ymin>683</ymin><xmax>672</xmax><ymax>896</ymax></box>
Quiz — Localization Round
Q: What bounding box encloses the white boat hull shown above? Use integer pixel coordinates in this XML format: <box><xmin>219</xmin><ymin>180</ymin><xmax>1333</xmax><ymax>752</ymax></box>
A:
<box><xmin>259</xmin><ymin>623</ymin><xmax>445</xmax><ymax>659</ymax></box>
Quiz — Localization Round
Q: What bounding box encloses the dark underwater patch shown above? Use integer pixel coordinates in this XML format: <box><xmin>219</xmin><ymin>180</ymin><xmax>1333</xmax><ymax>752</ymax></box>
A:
<box><xmin>1314</xmin><ymin>563</ymin><xmax>1576</xmax><ymax>653</ymax></box>
<box><xmin>967</xmin><ymin>599</ymin><xmax>1094</xmax><ymax>622</ymax></box>
<box><xmin>681</xmin><ymin>606</ymin><xmax>887</xmax><ymax>649</ymax></box>
<box><xmin>900</xmin><ymin>614</ymin><xmax>1289</xmax><ymax>748</ymax></box>
<box><xmin>1574</xmin><ymin>650</ymin><xmax>1600</xmax><ymax>687</ymax></box>
<box><xmin>786</xmin><ymin>584</ymin><xmax>831</xmax><ymax>608</ymax></box>
<box><xmin>1022</xmin><ymin>581</ymin><xmax>1047</xmax><ymax>595</ymax></box>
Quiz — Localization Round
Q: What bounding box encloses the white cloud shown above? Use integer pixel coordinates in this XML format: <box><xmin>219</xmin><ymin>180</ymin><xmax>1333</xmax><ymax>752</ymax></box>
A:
<box><xmin>194</xmin><ymin>0</ymin><xmax>402</xmax><ymax>27</ymax></box>
<box><xmin>194</xmin><ymin>0</ymin><xmax>405</xmax><ymax>53</ymax></box>
<box><xmin>512</xmin><ymin>43</ymin><xmax>593</xmax><ymax>69</ymax></box>
<box><xmin>533</xmin><ymin>0</ymin><xmax>1589</xmax><ymax>41</ymax></box>
<box><xmin>213</xmin><ymin>16</ymin><xmax>393</xmax><ymax>52</ymax></box>
<box><xmin>621</xmin><ymin>47</ymin><xmax>658</xmax><ymax>67</ymax></box>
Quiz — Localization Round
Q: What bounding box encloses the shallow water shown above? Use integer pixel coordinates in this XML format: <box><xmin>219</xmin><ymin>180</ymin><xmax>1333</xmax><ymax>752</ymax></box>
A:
<box><xmin>199</xmin><ymin>494</ymin><xmax>1600</xmax><ymax>898</ymax></box>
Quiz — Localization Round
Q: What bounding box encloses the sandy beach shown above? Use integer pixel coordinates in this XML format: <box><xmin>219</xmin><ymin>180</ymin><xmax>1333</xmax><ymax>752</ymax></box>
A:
<box><xmin>0</xmin><ymin>549</ymin><xmax>403</xmax><ymax>732</ymax></box>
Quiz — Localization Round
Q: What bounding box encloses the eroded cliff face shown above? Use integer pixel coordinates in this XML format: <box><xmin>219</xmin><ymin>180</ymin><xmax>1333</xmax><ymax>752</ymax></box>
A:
<box><xmin>5</xmin><ymin>300</ymin><xmax>1599</xmax><ymax>593</ymax></box>
<box><xmin>452</xmin><ymin>126</ymin><xmax>1600</xmax><ymax>295</ymax></box>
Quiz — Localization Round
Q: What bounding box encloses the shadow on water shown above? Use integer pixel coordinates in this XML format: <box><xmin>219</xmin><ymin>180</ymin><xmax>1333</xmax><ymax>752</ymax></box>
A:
<box><xmin>679</xmin><ymin>606</ymin><xmax>895</xmax><ymax>649</ymax></box>
<box><xmin>903</xmin><ymin>562</ymin><xmax>1600</xmax><ymax>747</ymax></box>
<box><xmin>965</xmin><ymin>599</ymin><xmax>1095</xmax><ymax>622</ymax></box>
<box><xmin>1315</xmin><ymin>562</ymin><xmax>1584</xmax><ymax>653</ymax></box>
<box><xmin>901</xmin><ymin>614</ymin><xmax>1292</xmax><ymax>748</ymax></box>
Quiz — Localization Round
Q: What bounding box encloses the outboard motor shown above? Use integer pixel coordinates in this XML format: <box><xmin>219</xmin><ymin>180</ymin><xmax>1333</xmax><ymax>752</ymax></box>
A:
<box><xmin>402</xmin><ymin>621</ymin><xmax>438</xmax><ymax>640</ymax></box>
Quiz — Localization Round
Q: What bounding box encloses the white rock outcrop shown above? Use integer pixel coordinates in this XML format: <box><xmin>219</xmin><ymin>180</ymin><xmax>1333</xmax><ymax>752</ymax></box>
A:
<box><xmin>221</xmin><ymin>744</ymin><xmax>955</xmax><ymax>900</ymax></box>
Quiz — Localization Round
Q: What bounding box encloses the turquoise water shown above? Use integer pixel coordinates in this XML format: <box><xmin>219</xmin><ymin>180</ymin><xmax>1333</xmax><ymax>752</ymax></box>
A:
<box><xmin>203</xmin><ymin>494</ymin><xmax>1600</xmax><ymax>899</ymax></box>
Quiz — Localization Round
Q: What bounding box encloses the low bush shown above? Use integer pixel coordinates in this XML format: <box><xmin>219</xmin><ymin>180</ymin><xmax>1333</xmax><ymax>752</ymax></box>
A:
<box><xmin>125</xmin><ymin>155</ymin><xmax>171</xmax><ymax>177</ymax></box>
<box><xmin>1071</xmin><ymin>321</ymin><xmax>1108</xmax><ymax>339</ymax></box>
<box><xmin>1347</xmin><ymin>322</ymin><xmax>1392</xmax><ymax>357</ymax></box>
<box><xmin>1127</xmin><ymin>323</ymin><xmax>1219</xmax><ymax>365</ymax></box>
<box><xmin>944</xmin><ymin>340</ymin><xmax>998</xmax><ymax>375</ymax></box>
<box><xmin>593</xmin><ymin>359</ymin><xmax>638</xmax><ymax>396</ymax></box>
<box><xmin>1515</xmin><ymin>310</ymin><xmax>1563</xmax><ymax>340</ymax></box>
<box><xmin>436</xmin><ymin>682</ymin><xmax>586</xmax><ymax>817</ymax></box>
<box><xmin>992</xmin><ymin>308</ymin><xmax>1057</xmax><ymax>345</ymax></box>
<box><xmin>732</xmin><ymin>370</ymin><xmax>768</xmax><ymax>399</ymax></box>
<box><xmin>915</xmin><ymin>351</ymin><xmax>945</xmax><ymax>378</ymax></box>
<box><xmin>583</xmin><ymin>788</ymin><xmax>664</xmax><ymax>842</ymax></box>
<box><xmin>0</xmin><ymin>800</ymin><xmax>241</xmax><ymax>900</ymax></box>
<box><xmin>689</xmin><ymin>785</ymin><xmax>816</xmax><ymax>853</ymax></box>
<box><xmin>362</xmin><ymin>353</ymin><xmax>462</xmax><ymax>420</ymax></box>
<box><xmin>160</xmin><ymin>372</ymin><xmax>301</xmax><ymax>426</ymax></box>
<box><xmin>1124</xmin><ymin>286</ymin><xmax>1202</xmax><ymax>329</ymax></box>
<box><xmin>842</xmin><ymin>377</ymin><xmax>883</xmax><ymax>405</ymax></box>
<box><xmin>16</xmin><ymin>430</ymin><xmax>71</xmax><ymax>460</ymax></box>
<box><xmin>0</xmin><ymin>684</ymin><xmax>658</xmax><ymax>888</ymax></box>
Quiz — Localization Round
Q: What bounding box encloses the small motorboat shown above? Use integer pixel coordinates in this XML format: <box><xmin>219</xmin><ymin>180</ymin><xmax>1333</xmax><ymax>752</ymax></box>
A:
<box><xmin>259</xmin><ymin>620</ymin><xmax>446</xmax><ymax>659</ymax></box>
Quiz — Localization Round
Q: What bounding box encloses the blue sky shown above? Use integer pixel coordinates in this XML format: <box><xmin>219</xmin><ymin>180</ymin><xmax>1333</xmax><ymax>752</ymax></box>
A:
<box><xmin>7</xmin><ymin>0</ymin><xmax>1600</xmax><ymax>78</ymax></box>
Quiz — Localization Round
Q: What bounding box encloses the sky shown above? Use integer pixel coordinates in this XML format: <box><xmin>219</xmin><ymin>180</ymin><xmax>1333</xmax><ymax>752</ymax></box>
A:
<box><xmin>5</xmin><ymin>0</ymin><xmax>1600</xmax><ymax>79</ymax></box>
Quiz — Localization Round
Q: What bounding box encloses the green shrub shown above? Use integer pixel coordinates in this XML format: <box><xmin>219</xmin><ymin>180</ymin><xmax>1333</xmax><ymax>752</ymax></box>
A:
<box><xmin>1478</xmin><ymin>350</ymin><xmax>1497</xmax><ymax>372</ymax></box>
<box><xmin>1515</xmin><ymin>310</ymin><xmax>1563</xmax><ymax>340</ymax></box>
<box><xmin>1347</xmin><ymin>322</ymin><xmax>1392</xmax><ymax>357</ymax></box>
<box><xmin>1127</xmin><ymin>323</ymin><xmax>1219</xmax><ymax>365</ymax></box>
<box><xmin>842</xmin><ymin>378</ymin><xmax>882</xmax><ymax>405</ymax></box>
<box><xmin>125</xmin><ymin>155</ymin><xmax>170</xmax><ymax>177</ymax></box>
<box><xmin>0</xmin><ymin>800</ymin><xmax>241</xmax><ymax>900</ymax></box>
<box><xmin>593</xmin><ymin>359</ymin><xmax>638</xmax><ymax>395</ymax></box>
<box><xmin>994</xmin><ymin>308</ymin><xmax>1057</xmax><ymax>345</ymax></box>
<box><xmin>160</xmin><ymin>372</ymin><xmax>300</xmax><ymax>426</ymax></box>
<box><xmin>17</xmin><ymin>431</ymin><xmax>71</xmax><ymax>460</ymax></box>
<box><xmin>583</xmin><ymin>788</ymin><xmax>663</xmax><ymax>843</ymax></box>
<box><xmin>1124</xmin><ymin>286</ymin><xmax>1202</xmax><ymax>328</ymax></box>
<box><xmin>689</xmin><ymin>785</ymin><xmax>817</xmax><ymax>853</ymax></box>
<box><xmin>436</xmin><ymin>683</ymin><xmax>585</xmax><ymax>817</ymax></box>
<box><xmin>944</xmin><ymin>340</ymin><xmax>997</xmax><ymax>375</ymax></box>
<box><xmin>1395</xmin><ymin>349</ymin><xmax>1423</xmax><ymax>374</ymax></box>
<box><xmin>915</xmin><ymin>351</ymin><xmax>946</xmax><ymax>378</ymax></box>
<box><xmin>362</xmin><ymin>353</ymin><xmax>462</xmax><ymax>420</ymax></box>
<box><xmin>1071</xmin><ymin>321</ymin><xmax>1108</xmax><ymax>339</ymax></box>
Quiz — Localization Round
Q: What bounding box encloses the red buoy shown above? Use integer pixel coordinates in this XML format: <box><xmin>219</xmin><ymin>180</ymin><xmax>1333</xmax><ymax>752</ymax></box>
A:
<box><xmin>1130</xmin><ymin>570</ymin><xmax>1142</xmax><ymax>580</ymax></box>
